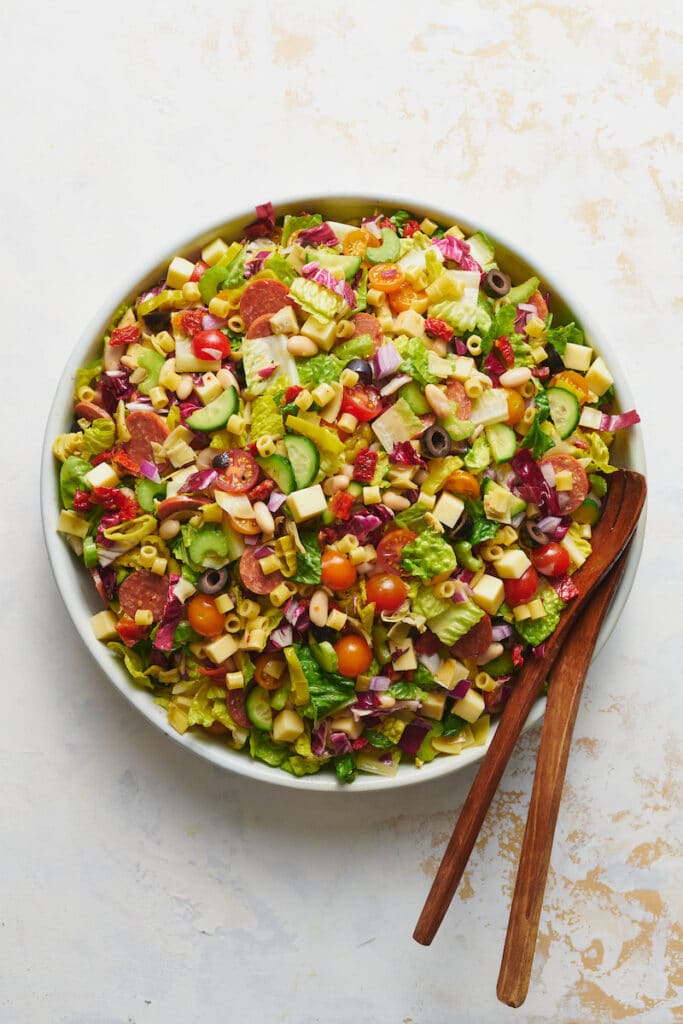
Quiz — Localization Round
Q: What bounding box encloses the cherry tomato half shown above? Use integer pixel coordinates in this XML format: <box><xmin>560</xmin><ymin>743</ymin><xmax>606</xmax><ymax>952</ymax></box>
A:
<box><xmin>335</xmin><ymin>635</ymin><xmax>373</xmax><ymax>678</ymax></box>
<box><xmin>187</xmin><ymin>593</ymin><xmax>225</xmax><ymax>637</ymax></box>
<box><xmin>444</xmin><ymin>470</ymin><xmax>480</xmax><ymax>500</ymax></box>
<box><xmin>190</xmin><ymin>260</ymin><xmax>209</xmax><ymax>282</ymax></box>
<box><xmin>321</xmin><ymin>549</ymin><xmax>357</xmax><ymax>591</ymax></box>
<box><xmin>368</xmin><ymin>263</ymin><xmax>405</xmax><ymax>293</ymax></box>
<box><xmin>192</xmin><ymin>328</ymin><xmax>231</xmax><ymax>361</ymax></box>
<box><xmin>254</xmin><ymin>653</ymin><xmax>287</xmax><ymax>691</ymax></box>
<box><xmin>530</xmin><ymin>542</ymin><xmax>571</xmax><ymax>578</ymax></box>
<box><xmin>388</xmin><ymin>283</ymin><xmax>428</xmax><ymax>314</ymax></box>
<box><xmin>376</xmin><ymin>529</ymin><xmax>416</xmax><ymax>573</ymax></box>
<box><xmin>340</xmin><ymin>384</ymin><xmax>382</xmax><ymax>422</ymax></box>
<box><xmin>540</xmin><ymin>454</ymin><xmax>589</xmax><ymax>514</ymax></box>
<box><xmin>342</xmin><ymin>228</ymin><xmax>380</xmax><ymax>257</ymax></box>
<box><xmin>505</xmin><ymin>388</ymin><xmax>526</xmax><ymax>426</ymax></box>
<box><xmin>227</xmin><ymin>513</ymin><xmax>261</xmax><ymax>536</ymax></box>
<box><xmin>213</xmin><ymin>450</ymin><xmax>260</xmax><ymax>494</ymax></box>
<box><xmin>549</xmin><ymin>370</ymin><xmax>592</xmax><ymax>406</ymax></box>
<box><xmin>503</xmin><ymin>567</ymin><xmax>539</xmax><ymax>607</ymax></box>
<box><xmin>366</xmin><ymin>573</ymin><xmax>408</xmax><ymax>613</ymax></box>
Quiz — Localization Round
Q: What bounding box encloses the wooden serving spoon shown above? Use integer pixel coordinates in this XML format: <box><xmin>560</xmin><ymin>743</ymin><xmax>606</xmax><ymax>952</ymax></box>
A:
<box><xmin>496</xmin><ymin>541</ymin><xmax>632</xmax><ymax>1006</ymax></box>
<box><xmin>413</xmin><ymin>469</ymin><xmax>646</xmax><ymax>947</ymax></box>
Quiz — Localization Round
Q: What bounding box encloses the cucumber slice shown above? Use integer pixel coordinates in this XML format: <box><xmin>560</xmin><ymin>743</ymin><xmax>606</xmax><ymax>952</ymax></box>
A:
<box><xmin>306</xmin><ymin>251</ymin><xmax>362</xmax><ymax>281</ymax></box>
<box><xmin>270</xmin><ymin>681</ymin><xmax>290</xmax><ymax>712</ymax></box>
<box><xmin>135</xmin><ymin>476</ymin><xmax>166</xmax><ymax>512</ymax></box>
<box><xmin>547</xmin><ymin>387</ymin><xmax>580</xmax><ymax>439</ymax></box>
<box><xmin>188</xmin><ymin>525</ymin><xmax>229</xmax><ymax>567</ymax></box>
<box><xmin>245</xmin><ymin>687</ymin><xmax>272</xmax><ymax>731</ymax></box>
<box><xmin>311</xmin><ymin>641</ymin><xmax>339</xmax><ymax>674</ymax></box>
<box><xmin>485</xmin><ymin>423</ymin><xmax>517</xmax><ymax>464</ymax></box>
<box><xmin>186</xmin><ymin>386</ymin><xmax>238</xmax><ymax>432</ymax></box>
<box><xmin>399</xmin><ymin>380</ymin><xmax>431</xmax><ymax>416</ymax></box>
<box><xmin>574</xmin><ymin>497</ymin><xmax>601</xmax><ymax>526</ymax></box>
<box><xmin>257</xmin><ymin>454</ymin><xmax>296</xmax><ymax>494</ymax></box>
<box><xmin>365</xmin><ymin>228</ymin><xmax>401</xmax><ymax>265</ymax></box>
<box><xmin>284</xmin><ymin>434</ymin><xmax>320</xmax><ymax>489</ymax></box>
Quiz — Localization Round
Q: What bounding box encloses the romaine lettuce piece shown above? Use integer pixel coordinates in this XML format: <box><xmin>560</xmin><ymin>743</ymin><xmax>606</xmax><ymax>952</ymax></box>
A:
<box><xmin>428</xmin><ymin>597</ymin><xmax>485</xmax><ymax>646</ymax></box>
<box><xmin>289</xmin><ymin>277</ymin><xmax>341</xmax><ymax>321</ymax></box>
<box><xmin>401</xmin><ymin>533</ymin><xmax>456</xmax><ymax>580</ymax></box>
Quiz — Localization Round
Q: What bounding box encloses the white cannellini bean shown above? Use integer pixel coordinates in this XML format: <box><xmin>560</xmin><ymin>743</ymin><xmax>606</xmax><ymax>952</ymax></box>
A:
<box><xmin>382</xmin><ymin>490</ymin><xmax>411</xmax><ymax>511</ymax></box>
<box><xmin>424</xmin><ymin>383</ymin><xmax>452</xmax><ymax>418</ymax></box>
<box><xmin>499</xmin><ymin>367</ymin><xmax>532</xmax><ymax>388</ymax></box>
<box><xmin>286</xmin><ymin>335</ymin><xmax>319</xmax><ymax>357</ymax></box>
<box><xmin>217</xmin><ymin>367</ymin><xmax>239</xmax><ymax>390</ymax></box>
<box><xmin>322</xmin><ymin>474</ymin><xmax>350</xmax><ymax>496</ymax></box>
<box><xmin>253</xmin><ymin>501</ymin><xmax>275</xmax><ymax>535</ymax></box>
<box><xmin>309</xmin><ymin>589</ymin><xmax>329</xmax><ymax>628</ymax></box>
<box><xmin>159</xmin><ymin>518</ymin><xmax>181</xmax><ymax>540</ymax></box>
<box><xmin>176</xmin><ymin>375</ymin><xmax>194</xmax><ymax>400</ymax></box>
<box><xmin>476</xmin><ymin>642</ymin><xmax>504</xmax><ymax>666</ymax></box>
<box><xmin>103</xmin><ymin>343</ymin><xmax>124</xmax><ymax>372</ymax></box>
<box><xmin>195</xmin><ymin>448</ymin><xmax>215</xmax><ymax>469</ymax></box>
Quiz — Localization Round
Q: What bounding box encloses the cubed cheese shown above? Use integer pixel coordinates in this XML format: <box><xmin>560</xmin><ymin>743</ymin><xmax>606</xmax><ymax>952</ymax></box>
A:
<box><xmin>286</xmin><ymin>484</ymin><xmax>327</xmax><ymax>523</ymax></box>
<box><xmin>174</xmin><ymin>337</ymin><xmax>221</xmax><ymax>373</ymax></box>
<box><xmin>300</xmin><ymin>315</ymin><xmax>337</xmax><ymax>351</ymax></box>
<box><xmin>84</xmin><ymin>462</ymin><xmax>120</xmax><ymax>489</ymax></box>
<box><xmin>203</xmin><ymin>634</ymin><xmax>239</xmax><ymax>664</ymax></box>
<box><xmin>451</xmin><ymin>687</ymin><xmax>485</xmax><ymax>724</ymax></box>
<box><xmin>388</xmin><ymin>636</ymin><xmax>417</xmax><ymax>671</ymax></box>
<box><xmin>57</xmin><ymin>509</ymin><xmax>90</xmax><ymax>538</ymax></box>
<box><xmin>427</xmin><ymin>351</ymin><xmax>454</xmax><ymax>378</ymax></box>
<box><xmin>584</xmin><ymin>357</ymin><xmax>614</xmax><ymax>397</ymax></box>
<box><xmin>201</xmin><ymin>238</ymin><xmax>229</xmax><ymax>266</ymax></box>
<box><xmin>272</xmin><ymin>709</ymin><xmax>305</xmax><ymax>744</ymax></box>
<box><xmin>483</xmin><ymin>482</ymin><xmax>515</xmax><ymax>524</ymax></box>
<box><xmin>90</xmin><ymin>610</ymin><xmax>119</xmax><ymax>641</ymax></box>
<box><xmin>471</xmin><ymin>574</ymin><xmax>505</xmax><ymax>615</ymax></box>
<box><xmin>528</xmin><ymin>598</ymin><xmax>546</xmax><ymax>620</ymax></box>
<box><xmin>371</xmin><ymin>398</ymin><xmax>423</xmax><ymax>451</ymax></box>
<box><xmin>166</xmin><ymin>256</ymin><xmax>195</xmax><ymax>288</ymax></box>
<box><xmin>329</xmin><ymin>711</ymin><xmax>363</xmax><ymax>739</ymax></box>
<box><xmin>174</xmin><ymin>577</ymin><xmax>197</xmax><ymax>603</ymax></box>
<box><xmin>451</xmin><ymin>355</ymin><xmax>475</xmax><ymax>381</ymax></box>
<box><xmin>579</xmin><ymin>405</ymin><xmax>604</xmax><ymax>430</ymax></box>
<box><xmin>563</xmin><ymin>342</ymin><xmax>593</xmax><ymax>372</ymax></box>
<box><xmin>493</xmin><ymin>549</ymin><xmax>532</xmax><ymax>579</ymax></box>
<box><xmin>554</xmin><ymin>470</ymin><xmax>574</xmax><ymax>491</ymax></box>
<box><xmin>194</xmin><ymin>372</ymin><xmax>223</xmax><ymax>405</ymax></box>
<box><xmin>269</xmin><ymin>305</ymin><xmax>299</xmax><ymax>335</ymax></box>
<box><xmin>513</xmin><ymin>603</ymin><xmax>531</xmax><ymax>621</ymax></box>
<box><xmin>433</xmin><ymin>492</ymin><xmax>465</xmax><ymax>528</ymax></box>
<box><xmin>394</xmin><ymin>308</ymin><xmax>426</xmax><ymax>337</ymax></box>
<box><xmin>435</xmin><ymin>658</ymin><xmax>469</xmax><ymax>689</ymax></box>
<box><xmin>421</xmin><ymin>690</ymin><xmax>447</xmax><ymax>721</ymax></box>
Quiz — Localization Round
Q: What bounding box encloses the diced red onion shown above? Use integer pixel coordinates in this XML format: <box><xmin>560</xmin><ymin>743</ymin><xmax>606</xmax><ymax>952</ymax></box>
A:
<box><xmin>254</xmin><ymin>546</ymin><xmax>273</xmax><ymax>559</ymax></box>
<box><xmin>267</xmin><ymin>490</ymin><xmax>288</xmax><ymax>513</ymax></box>
<box><xmin>139</xmin><ymin>460</ymin><xmax>161</xmax><ymax>483</ymax></box>
<box><xmin>599</xmin><ymin>409</ymin><xmax>640</xmax><ymax>431</ymax></box>
<box><xmin>257</xmin><ymin>365</ymin><xmax>277</xmax><ymax>379</ymax></box>
<box><xmin>532</xmin><ymin>643</ymin><xmax>546</xmax><ymax>660</ymax></box>
<box><xmin>540</xmin><ymin>463</ymin><xmax>556</xmax><ymax>487</ymax></box>
<box><xmin>369</xmin><ymin>675</ymin><xmax>391</xmax><ymax>691</ymax></box>
<box><xmin>373</xmin><ymin>343</ymin><xmax>401</xmax><ymax>380</ymax></box>
<box><xmin>361</xmin><ymin>217</ymin><xmax>382</xmax><ymax>238</ymax></box>
<box><xmin>398</xmin><ymin>717</ymin><xmax>432</xmax><ymax>756</ymax></box>
<box><xmin>449</xmin><ymin>679</ymin><xmax>471</xmax><ymax>699</ymax></box>
<box><xmin>202</xmin><ymin>313</ymin><xmax>229</xmax><ymax>330</ymax></box>
<box><xmin>537</xmin><ymin>515</ymin><xmax>561</xmax><ymax>533</ymax></box>
<box><xmin>380</xmin><ymin>373</ymin><xmax>412</xmax><ymax>397</ymax></box>
<box><xmin>329</xmin><ymin>732</ymin><xmax>352</xmax><ymax>756</ymax></box>
<box><xmin>491</xmin><ymin>624</ymin><xmax>513</xmax><ymax>642</ymax></box>
<box><xmin>518</xmin><ymin>303</ymin><xmax>537</xmax><ymax>314</ymax></box>
<box><xmin>269</xmin><ymin>623</ymin><xmax>293</xmax><ymax>649</ymax></box>
<box><xmin>454</xmin><ymin>339</ymin><xmax>468</xmax><ymax>355</ymax></box>
<box><xmin>126</xmin><ymin>400</ymin><xmax>157</xmax><ymax>412</ymax></box>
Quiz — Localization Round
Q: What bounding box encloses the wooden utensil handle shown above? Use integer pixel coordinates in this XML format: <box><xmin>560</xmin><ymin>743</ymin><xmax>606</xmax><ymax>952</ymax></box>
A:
<box><xmin>496</xmin><ymin>553</ymin><xmax>629</xmax><ymax>1007</ymax></box>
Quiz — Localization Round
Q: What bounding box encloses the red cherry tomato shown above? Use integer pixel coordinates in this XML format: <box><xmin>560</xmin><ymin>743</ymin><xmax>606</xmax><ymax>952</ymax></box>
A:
<box><xmin>530</xmin><ymin>542</ymin><xmax>571</xmax><ymax>577</ymax></box>
<box><xmin>190</xmin><ymin>260</ymin><xmax>209</xmax><ymax>282</ymax></box>
<box><xmin>375</xmin><ymin>529</ymin><xmax>416</xmax><ymax>573</ymax></box>
<box><xmin>340</xmin><ymin>385</ymin><xmax>382</xmax><ymax>422</ymax></box>
<box><xmin>187</xmin><ymin>593</ymin><xmax>226</xmax><ymax>637</ymax></box>
<box><xmin>254</xmin><ymin>653</ymin><xmax>287</xmax><ymax>691</ymax></box>
<box><xmin>503</xmin><ymin>567</ymin><xmax>539</xmax><ymax>607</ymax></box>
<box><xmin>213</xmin><ymin>450</ymin><xmax>259</xmax><ymax>494</ymax></box>
<box><xmin>321</xmin><ymin>549</ymin><xmax>357</xmax><ymax>591</ymax></box>
<box><xmin>540</xmin><ymin>454</ymin><xmax>589</xmax><ymax>514</ymax></box>
<box><xmin>335</xmin><ymin>635</ymin><xmax>373</xmax><ymax>678</ymax></box>
<box><xmin>192</xmin><ymin>329</ymin><xmax>231</xmax><ymax>361</ymax></box>
<box><xmin>365</xmin><ymin>573</ymin><xmax>408</xmax><ymax>613</ymax></box>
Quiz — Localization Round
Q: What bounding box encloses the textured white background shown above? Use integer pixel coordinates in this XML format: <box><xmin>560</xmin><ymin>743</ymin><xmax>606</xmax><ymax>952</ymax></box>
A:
<box><xmin>1</xmin><ymin>1</ymin><xmax>682</xmax><ymax>1022</ymax></box>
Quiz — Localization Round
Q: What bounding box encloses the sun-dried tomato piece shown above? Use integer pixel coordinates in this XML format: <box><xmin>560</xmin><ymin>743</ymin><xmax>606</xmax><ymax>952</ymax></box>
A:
<box><xmin>352</xmin><ymin>737</ymin><xmax>369</xmax><ymax>751</ymax></box>
<box><xmin>352</xmin><ymin>448</ymin><xmax>378</xmax><ymax>483</ymax></box>
<box><xmin>495</xmin><ymin>335</ymin><xmax>514</xmax><ymax>368</ymax></box>
<box><xmin>180</xmin><ymin>309</ymin><xmax>206</xmax><ymax>336</ymax></box>
<box><xmin>247</xmin><ymin>478</ymin><xmax>275</xmax><ymax>504</ymax></box>
<box><xmin>424</xmin><ymin>318</ymin><xmax>454</xmax><ymax>342</ymax></box>
<box><xmin>552</xmin><ymin>575</ymin><xmax>580</xmax><ymax>602</ymax></box>
<box><xmin>329</xmin><ymin>491</ymin><xmax>354</xmax><ymax>521</ymax></box>
<box><xmin>402</xmin><ymin>219</ymin><xmax>421</xmax><ymax>238</ymax></box>
<box><xmin>284</xmin><ymin>385</ymin><xmax>304</xmax><ymax>404</ymax></box>
<box><xmin>512</xmin><ymin>644</ymin><xmax>524</xmax><ymax>669</ymax></box>
<box><xmin>115</xmin><ymin>616</ymin><xmax>150</xmax><ymax>647</ymax></box>
<box><xmin>109</xmin><ymin>324</ymin><xmax>139</xmax><ymax>347</ymax></box>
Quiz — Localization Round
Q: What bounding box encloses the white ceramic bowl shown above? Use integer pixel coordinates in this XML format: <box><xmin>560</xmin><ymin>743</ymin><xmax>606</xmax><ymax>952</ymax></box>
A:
<box><xmin>41</xmin><ymin>194</ymin><xmax>646</xmax><ymax>792</ymax></box>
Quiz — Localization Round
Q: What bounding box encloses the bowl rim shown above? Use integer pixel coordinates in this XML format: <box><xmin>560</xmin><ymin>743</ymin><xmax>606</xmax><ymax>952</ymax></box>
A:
<box><xmin>41</xmin><ymin>192</ymin><xmax>647</xmax><ymax>793</ymax></box>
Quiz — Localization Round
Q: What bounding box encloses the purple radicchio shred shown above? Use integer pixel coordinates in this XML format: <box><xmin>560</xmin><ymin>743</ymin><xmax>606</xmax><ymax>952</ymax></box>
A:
<box><xmin>389</xmin><ymin>441</ymin><xmax>426</xmax><ymax>468</ymax></box>
<box><xmin>311</xmin><ymin>720</ymin><xmax>328</xmax><ymax>758</ymax></box>
<box><xmin>319</xmin><ymin>505</ymin><xmax>394</xmax><ymax>548</ymax></box>
<box><xmin>99</xmin><ymin>369</ymin><xmax>134</xmax><ymax>414</ymax></box>
<box><xmin>96</xmin><ymin>566</ymin><xmax>118</xmax><ymax>601</ymax></box>
<box><xmin>178</xmin><ymin>399</ymin><xmax>202</xmax><ymax>422</ymax></box>
<box><xmin>398</xmin><ymin>717</ymin><xmax>432</xmax><ymax>756</ymax></box>
<box><xmin>178</xmin><ymin>469</ymin><xmax>218</xmax><ymax>494</ymax></box>
<box><xmin>153</xmin><ymin>574</ymin><xmax>182</xmax><ymax>651</ymax></box>
<box><xmin>510</xmin><ymin>449</ymin><xmax>559</xmax><ymax>516</ymax></box>
<box><xmin>243</xmin><ymin>250</ymin><xmax>271</xmax><ymax>279</ymax></box>
<box><xmin>243</xmin><ymin>202</ymin><xmax>275</xmax><ymax>240</ymax></box>
<box><xmin>329</xmin><ymin>732</ymin><xmax>353</xmax><ymax>756</ymax></box>
<box><xmin>297</xmin><ymin>223</ymin><xmax>341</xmax><ymax>247</ymax></box>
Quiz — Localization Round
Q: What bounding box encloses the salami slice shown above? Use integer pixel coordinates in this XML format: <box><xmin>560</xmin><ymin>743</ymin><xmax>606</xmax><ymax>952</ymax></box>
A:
<box><xmin>227</xmin><ymin>688</ymin><xmax>251</xmax><ymax>728</ymax></box>
<box><xmin>238</xmin><ymin>547</ymin><xmax>284</xmax><ymax>595</ymax></box>
<box><xmin>118</xmin><ymin>571</ymin><xmax>170</xmax><ymax>621</ymax></box>
<box><xmin>351</xmin><ymin>313</ymin><xmax>383</xmax><ymax>347</ymax></box>
<box><xmin>246</xmin><ymin>312</ymin><xmax>276</xmax><ymax>339</ymax></box>
<box><xmin>74</xmin><ymin>401</ymin><xmax>112</xmax><ymax>422</ymax></box>
<box><xmin>446</xmin><ymin>379</ymin><xmax>472</xmax><ymax>420</ymax></box>
<box><xmin>156</xmin><ymin>495</ymin><xmax>210</xmax><ymax>520</ymax></box>
<box><xmin>239</xmin><ymin>279</ymin><xmax>295</xmax><ymax>328</ymax></box>
<box><xmin>451</xmin><ymin>613</ymin><xmax>493</xmax><ymax>659</ymax></box>
<box><xmin>123</xmin><ymin>410</ymin><xmax>169</xmax><ymax>467</ymax></box>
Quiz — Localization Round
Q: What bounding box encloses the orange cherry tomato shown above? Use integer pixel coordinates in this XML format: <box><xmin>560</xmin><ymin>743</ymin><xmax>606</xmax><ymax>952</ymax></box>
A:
<box><xmin>227</xmin><ymin>513</ymin><xmax>261</xmax><ymax>535</ymax></box>
<box><xmin>444</xmin><ymin>469</ymin><xmax>480</xmax><ymax>500</ymax></box>
<box><xmin>334</xmin><ymin>635</ymin><xmax>373</xmax><ymax>678</ymax></box>
<box><xmin>505</xmin><ymin>389</ymin><xmax>526</xmax><ymax>426</ymax></box>
<box><xmin>342</xmin><ymin>228</ymin><xmax>380</xmax><ymax>257</ymax></box>
<box><xmin>528</xmin><ymin>290</ymin><xmax>549</xmax><ymax>320</ymax></box>
<box><xmin>321</xmin><ymin>549</ymin><xmax>357</xmax><ymax>591</ymax></box>
<box><xmin>366</xmin><ymin>573</ymin><xmax>408</xmax><ymax>613</ymax></box>
<box><xmin>187</xmin><ymin>593</ymin><xmax>225</xmax><ymax>638</ymax></box>
<box><xmin>550</xmin><ymin>371</ymin><xmax>592</xmax><ymax>405</ymax></box>
<box><xmin>254</xmin><ymin>653</ymin><xmax>287</xmax><ymax>691</ymax></box>
<box><xmin>368</xmin><ymin>263</ymin><xmax>405</xmax><ymax>294</ymax></box>
<box><xmin>388</xmin><ymin>283</ymin><xmax>429</xmax><ymax>314</ymax></box>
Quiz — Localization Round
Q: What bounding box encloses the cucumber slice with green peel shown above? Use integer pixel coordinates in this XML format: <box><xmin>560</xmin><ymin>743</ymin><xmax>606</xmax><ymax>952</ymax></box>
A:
<box><xmin>485</xmin><ymin>423</ymin><xmax>518</xmax><ymax>464</ymax></box>
<box><xmin>245</xmin><ymin>687</ymin><xmax>272</xmax><ymax>731</ymax></box>
<box><xmin>270</xmin><ymin>681</ymin><xmax>290</xmax><ymax>712</ymax></box>
<box><xmin>256</xmin><ymin>454</ymin><xmax>296</xmax><ymax>494</ymax></box>
<box><xmin>365</xmin><ymin>228</ymin><xmax>401</xmax><ymax>265</ymax></box>
<box><xmin>284</xmin><ymin>434</ymin><xmax>320</xmax><ymax>489</ymax></box>
<box><xmin>546</xmin><ymin>387</ymin><xmax>580</xmax><ymax>439</ymax></box>
<box><xmin>483</xmin><ymin>651</ymin><xmax>515</xmax><ymax>677</ymax></box>
<box><xmin>186</xmin><ymin>386</ymin><xmax>238</xmax><ymax>432</ymax></box>
<box><xmin>188</xmin><ymin>525</ymin><xmax>230</xmax><ymax>567</ymax></box>
<box><xmin>346</xmin><ymin>481</ymin><xmax>363</xmax><ymax>499</ymax></box>
<box><xmin>306</xmin><ymin>251</ymin><xmax>362</xmax><ymax>281</ymax></box>
<box><xmin>399</xmin><ymin>380</ymin><xmax>432</xmax><ymax>416</ymax></box>
<box><xmin>311</xmin><ymin>641</ymin><xmax>339</xmax><ymax>674</ymax></box>
<box><xmin>574</xmin><ymin>497</ymin><xmax>602</xmax><ymax>526</ymax></box>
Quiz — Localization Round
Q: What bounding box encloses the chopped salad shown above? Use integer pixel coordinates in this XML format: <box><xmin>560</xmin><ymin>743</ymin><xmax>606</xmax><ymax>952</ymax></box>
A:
<box><xmin>54</xmin><ymin>203</ymin><xmax>640</xmax><ymax>783</ymax></box>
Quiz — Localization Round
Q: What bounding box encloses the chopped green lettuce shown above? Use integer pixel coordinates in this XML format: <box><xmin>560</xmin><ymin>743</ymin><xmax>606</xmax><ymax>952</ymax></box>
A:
<box><xmin>292</xmin><ymin>531</ymin><xmax>322</xmax><ymax>584</ymax></box>
<box><xmin>334</xmin><ymin>753</ymin><xmax>357</xmax><ymax>784</ymax></box>
<box><xmin>294</xmin><ymin>646</ymin><xmax>355</xmax><ymax>719</ymax></box>
<box><xmin>107</xmin><ymin>643</ymin><xmax>154</xmax><ymax>689</ymax></box>
<box><xmin>442</xmin><ymin>712</ymin><xmax>468</xmax><ymax>737</ymax></box>
<box><xmin>481</xmin><ymin>303</ymin><xmax>517</xmax><ymax>356</ymax></box>
<box><xmin>463</xmin><ymin>498</ymin><xmax>499</xmax><ymax>545</ymax></box>
<box><xmin>289</xmin><ymin>278</ymin><xmax>341</xmax><ymax>321</ymax></box>
<box><xmin>249</xmin><ymin>730</ymin><xmax>289</xmax><ymax>767</ymax></box>
<box><xmin>545</xmin><ymin>322</ymin><xmax>584</xmax><ymax>358</ymax></box>
<box><xmin>251</xmin><ymin>393</ymin><xmax>284</xmax><ymax>440</ymax></box>
<box><xmin>297</xmin><ymin>353</ymin><xmax>341</xmax><ymax>388</ymax></box>
<box><xmin>60</xmin><ymin>456</ymin><xmax>92</xmax><ymax>508</ymax></box>
<box><xmin>282</xmin><ymin>755</ymin><xmax>323</xmax><ymax>777</ymax></box>
<box><xmin>395</xmin><ymin>335</ymin><xmax>439</xmax><ymax>386</ymax></box>
<box><xmin>585</xmin><ymin>432</ymin><xmax>617</xmax><ymax>474</ymax></box>
<box><xmin>352</xmin><ymin>269</ymin><xmax>368</xmax><ymax>313</ymax></box>
<box><xmin>401</xmin><ymin>533</ymin><xmax>456</xmax><ymax>580</ymax></box>
<box><xmin>464</xmin><ymin>435</ymin><xmax>492</xmax><ymax>473</ymax></box>
<box><xmin>428</xmin><ymin>597</ymin><xmax>485</xmax><ymax>646</ymax></box>
<box><xmin>333</xmin><ymin>335</ymin><xmax>373</xmax><ymax>365</ymax></box>
<box><xmin>429</xmin><ymin>299</ymin><xmax>478</xmax><ymax>333</ymax></box>
<box><xmin>514</xmin><ymin>588</ymin><xmax>564</xmax><ymax>646</ymax></box>
<box><xmin>264</xmin><ymin>251</ymin><xmax>298</xmax><ymax>286</ymax></box>
<box><xmin>199</xmin><ymin>247</ymin><xmax>246</xmax><ymax>302</ymax></box>
<box><xmin>393</xmin><ymin>503</ymin><xmax>430</xmax><ymax>532</ymax></box>
<box><xmin>82</xmin><ymin>419</ymin><xmax>116</xmax><ymax>456</ymax></box>
<box><xmin>412</xmin><ymin>586</ymin><xmax>450</xmax><ymax>621</ymax></box>
<box><xmin>282</xmin><ymin>213</ymin><xmax>323</xmax><ymax>245</ymax></box>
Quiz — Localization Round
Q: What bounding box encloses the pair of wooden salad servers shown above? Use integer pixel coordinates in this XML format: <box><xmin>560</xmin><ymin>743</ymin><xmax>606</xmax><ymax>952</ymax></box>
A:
<box><xmin>413</xmin><ymin>469</ymin><xmax>647</xmax><ymax>999</ymax></box>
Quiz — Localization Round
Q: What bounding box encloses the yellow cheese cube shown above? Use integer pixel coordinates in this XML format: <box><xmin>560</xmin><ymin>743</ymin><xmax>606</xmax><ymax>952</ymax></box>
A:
<box><xmin>584</xmin><ymin>357</ymin><xmax>614</xmax><ymax>397</ymax></box>
<box><xmin>214</xmin><ymin>592</ymin><xmax>234</xmax><ymax>614</ymax></box>
<box><xmin>531</xmin><ymin>345</ymin><xmax>548</xmax><ymax>365</ymax></box>
<box><xmin>226</xmin><ymin>671</ymin><xmax>244</xmax><ymax>691</ymax></box>
<box><xmin>421</xmin><ymin>690</ymin><xmax>447</xmax><ymax>721</ymax></box>
<box><xmin>203</xmin><ymin>634</ymin><xmax>239</xmax><ymax>664</ymax></box>
<box><xmin>426</xmin><ymin>352</ymin><xmax>453</xmax><ymax>378</ymax></box>
<box><xmin>90</xmin><ymin>610</ymin><xmax>119</xmax><ymax>641</ymax></box>
<box><xmin>524</xmin><ymin>315</ymin><xmax>546</xmax><ymax>339</ymax></box>
<box><xmin>329</xmin><ymin>711</ymin><xmax>363</xmax><ymax>739</ymax></box>
<box><xmin>286</xmin><ymin>485</ymin><xmax>327</xmax><ymax>523</ymax></box>
<box><xmin>528</xmin><ymin>598</ymin><xmax>546</xmax><ymax>620</ymax></box>
<box><xmin>563</xmin><ymin>342</ymin><xmax>593</xmax><ymax>372</ymax></box>
<box><xmin>554</xmin><ymin>470</ymin><xmax>574</xmax><ymax>491</ymax></box>
<box><xmin>57</xmin><ymin>509</ymin><xmax>90</xmax><ymax>538</ymax></box>
<box><xmin>418</xmin><ymin>491</ymin><xmax>436</xmax><ymax>510</ymax></box>
<box><xmin>362</xmin><ymin>486</ymin><xmax>381</xmax><ymax>505</ymax></box>
<box><xmin>272</xmin><ymin>709</ymin><xmax>305</xmax><ymax>743</ymax></box>
<box><xmin>493</xmin><ymin>549</ymin><xmax>532</xmax><ymax>579</ymax></box>
<box><xmin>301</xmin><ymin>315</ymin><xmax>338</xmax><ymax>352</ymax></box>
<box><xmin>513</xmin><ymin>603</ymin><xmax>531</xmax><ymax>621</ymax></box>
<box><xmin>166</xmin><ymin>256</ymin><xmax>195</xmax><ymax>288</ymax></box>
<box><xmin>389</xmin><ymin>637</ymin><xmax>417</xmax><ymax>671</ymax></box>
<box><xmin>394</xmin><ymin>308</ymin><xmax>426</xmax><ymax>338</ymax></box>
<box><xmin>433</xmin><ymin>492</ymin><xmax>465</xmax><ymax>529</ymax></box>
<box><xmin>451</xmin><ymin>687</ymin><xmax>485</xmax><ymax>723</ymax></box>
<box><xmin>269</xmin><ymin>305</ymin><xmax>299</xmax><ymax>335</ymax></box>
<box><xmin>201</xmin><ymin>238</ymin><xmax>229</xmax><ymax>266</ymax></box>
<box><xmin>195</xmin><ymin>372</ymin><xmax>223</xmax><ymax>405</ymax></box>
<box><xmin>84</xmin><ymin>462</ymin><xmax>120</xmax><ymax>489</ymax></box>
<box><xmin>435</xmin><ymin>658</ymin><xmax>470</xmax><ymax>689</ymax></box>
<box><xmin>471</xmin><ymin>574</ymin><xmax>505</xmax><ymax>615</ymax></box>
<box><xmin>579</xmin><ymin>405</ymin><xmax>604</xmax><ymax>430</ymax></box>
<box><xmin>420</xmin><ymin>217</ymin><xmax>438</xmax><ymax>236</ymax></box>
<box><xmin>451</xmin><ymin>356</ymin><xmax>475</xmax><ymax>381</ymax></box>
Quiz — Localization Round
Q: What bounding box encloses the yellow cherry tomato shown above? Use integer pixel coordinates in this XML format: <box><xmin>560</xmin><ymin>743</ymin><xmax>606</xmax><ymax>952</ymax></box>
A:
<box><xmin>388</xmin><ymin>283</ymin><xmax>429</xmax><ymax>314</ymax></box>
<box><xmin>444</xmin><ymin>470</ymin><xmax>480</xmax><ymax>500</ymax></box>
<box><xmin>368</xmin><ymin>263</ymin><xmax>405</xmax><ymax>294</ymax></box>
<box><xmin>505</xmin><ymin>389</ymin><xmax>526</xmax><ymax>426</ymax></box>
